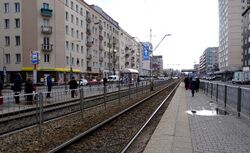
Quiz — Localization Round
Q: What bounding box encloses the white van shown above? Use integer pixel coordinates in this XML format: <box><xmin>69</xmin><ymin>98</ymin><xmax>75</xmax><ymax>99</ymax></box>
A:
<box><xmin>108</xmin><ymin>75</ymin><xmax>119</xmax><ymax>82</ymax></box>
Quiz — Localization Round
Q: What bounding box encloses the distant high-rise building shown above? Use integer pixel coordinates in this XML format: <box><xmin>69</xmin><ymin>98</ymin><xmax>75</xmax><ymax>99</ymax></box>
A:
<box><xmin>218</xmin><ymin>0</ymin><xmax>250</xmax><ymax>72</ymax></box>
<box><xmin>242</xmin><ymin>6</ymin><xmax>250</xmax><ymax>71</ymax></box>
<box><xmin>152</xmin><ymin>55</ymin><xmax>163</xmax><ymax>76</ymax></box>
<box><xmin>199</xmin><ymin>47</ymin><xmax>218</xmax><ymax>75</ymax></box>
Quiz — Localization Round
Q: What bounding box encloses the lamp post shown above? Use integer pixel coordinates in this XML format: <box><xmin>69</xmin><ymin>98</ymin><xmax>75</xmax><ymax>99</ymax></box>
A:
<box><xmin>150</xmin><ymin>34</ymin><xmax>171</xmax><ymax>91</ymax></box>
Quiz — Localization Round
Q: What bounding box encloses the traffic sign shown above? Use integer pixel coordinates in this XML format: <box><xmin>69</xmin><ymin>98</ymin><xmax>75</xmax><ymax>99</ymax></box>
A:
<box><xmin>31</xmin><ymin>52</ymin><xmax>39</xmax><ymax>64</ymax></box>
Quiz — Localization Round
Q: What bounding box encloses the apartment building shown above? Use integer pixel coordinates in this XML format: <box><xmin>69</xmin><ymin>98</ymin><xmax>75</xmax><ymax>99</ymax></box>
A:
<box><xmin>242</xmin><ymin>6</ymin><xmax>250</xmax><ymax>71</ymax></box>
<box><xmin>199</xmin><ymin>47</ymin><xmax>218</xmax><ymax>75</ymax></box>
<box><xmin>218</xmin><ymin>0</ymin><xmax>250</xmax><ymax>73</ymax></box>
<box><xmin>152</xmin><ymin>55</ymin><xmax>163</xmax><ymax>76</ymax></box>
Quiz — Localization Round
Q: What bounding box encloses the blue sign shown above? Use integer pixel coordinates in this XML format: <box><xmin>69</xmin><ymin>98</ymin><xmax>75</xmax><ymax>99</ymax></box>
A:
<box><xmin>31</xmin><ymin>52</ymin><xmax>39</xmax><ymax>64</ymax></box>
<box><xmin>143</xmin><ymin>45</ymin><xmax>150</xmax><ymax>60</ymax></box>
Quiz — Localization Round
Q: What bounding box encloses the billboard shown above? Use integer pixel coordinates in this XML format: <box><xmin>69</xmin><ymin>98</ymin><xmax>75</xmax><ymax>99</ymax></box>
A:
<box><xmin>143</xmin><ymin>45</ymin><xmax>150</xmax><ymax>60</ymax></box>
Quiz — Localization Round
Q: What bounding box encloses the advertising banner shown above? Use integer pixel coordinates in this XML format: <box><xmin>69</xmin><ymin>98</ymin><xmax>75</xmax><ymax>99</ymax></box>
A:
<box><xmin>143</xmin><ymin>45</ymin><xmax>150</xmax><ymax>60</ymax></box>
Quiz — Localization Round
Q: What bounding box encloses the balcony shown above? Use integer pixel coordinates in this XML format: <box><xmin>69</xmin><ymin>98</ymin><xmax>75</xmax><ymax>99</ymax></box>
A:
<box><xmin>41</xmin><ymin>44</ymin><xmax>53</xmax><ymax>52</ymax></box>
<box><xmin>86</xmin><ymin>17</ymin><xmax>91</xmax><ymax>23</ymax></box>
<box><xmin>99</xmin><ymin>57</ymin><xmax>104</xmax><ymax>62</ymax></box>
<box><xmin>87</xmin><ymin>66</ymin><xmax>92</xmax><ymax>71</ymax></box>
<box><xmin>86</xmin><ymin>28</ymin><xmax>91</xmax><ymax>35</ymax></box>
<box><xmin>125</xmin><ymin>62</ymin><xmax>129</xmax><ymax>66</ymax></box>
<box><xmin>99</xmin><ymin>35</ymin><xmax>103</xmax><ymax>41</ymax></box>
<box><xmin>41</xmin><ymin>8</ymin><xmax>53</xmax><ymax>17</ymax></box>
<box><xmin>125</xmin><ymin>53</ymin><xmax>130</xmax><ymax>58</ymax></box>
<box><xmin>86</xmin><ymin>41</ymin><xmax>92</xmax><ymax>47</ymax></box>
<box><xmin>86</xmin><ymin>54</ymin><xmax>92</xmax><ymax>59</ymax></box>
<box><xmin>99</xmin><ymin>24</ymin><xmax>103</xmax><ymax>30</ymax></box>
<box><xmin>41</xmin><ymin>25</ymin><xmax>52</xmax><ymax>34</ymax></box>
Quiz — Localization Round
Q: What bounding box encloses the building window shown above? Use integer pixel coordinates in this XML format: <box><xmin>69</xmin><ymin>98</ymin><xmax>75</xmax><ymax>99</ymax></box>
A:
<box><xmin>248</xmin><ymin>47</ymin><xmax>250</xmax><ymax>54</ymax></box>
<box><xmin>4</xmin><ymin>19</ymin><xmax>9</xmax><ymax>28</ymax></box>
<box><xmin>80</xmin><ymin>8</ymin><xmax>83</xmax><ymax>15</ymax></box>
<box><xmin>70</xmin><ymin>1</ymin><xmax>74</xmax><ymax>10</ymax></box>
<box><xmin>76</xmin><ymin>5</ymin><xmax>79</xmax><ymax>12</ymax></box>
<box><xmin>16</xmin><ymin>54</ymin><xmax>21</xmax><ymax>64</ymax></box>
<box><xmin>44</xmin><ymin>37</ymin><xmax>50</xmax><ymax>46</ymax></box>
<box><xmin>65</xmin><ymin>0</ymin><xmax>68</xmax><ymax>6</ymax></box>
<box><xmin>43</xmin><ymin>18</ymin><xmax>49</xmax><ymax>26</ymax></box>
<box><xmin>15</xmin><ymin>2</ymin><xmax>20</xmax><ymax>12</ymax></box>
<box><xmin>44</xmin><ymin>54</ymin><xmax>50</xmax><ymax>63</ymax></box>
<box><xmin>76</xmin><ymin>30</ymin><xmax>79</xmax><ymax>38</ymax></box>
<box><xmin>76</xmin><ymin>44</ymin><xmax>79</xmax><ymax>52</ymax></box>
<box><xmin>81</xmin><ymin>59</ymin><xmax>84</xmax><ymax>67</ymax></box>
<box><xmin>81</xmin><ymin>20</ymin><xmax>83</xmax><ymax>27</ymax></box>
<box><xmin>4</xmin><ymin>3</ymin><xmax>9</xmax><ymax>13</ymax></box>
<box><xmin>65</xmin><ymin>11</ymin><xmax>68</xmax><ymax>21</ymax></box>
<box><xmin>71</xmin><ymin>14</ymin><xmax>74</xmax><ymax>23</ymax></box>
<box><xmin>43</xmin><ymin>3</ymin><xmax>49</xmax><ymax>9</ymax></box>
<box><xmin>81</xmin><ymin>46</ymin><xmax>83</xmax><ymax>54</ymax></box>
<box><xmin>5</xmin><ymin>36</ymin><xmax>10</xmax><ymax>46</ymax></box>
<box><xmin>71</xmin><ymin>57</ymin><xmax>74</xmax><ymax>66</ymax></box>
<box><xmin>66</xmin><ymin>25</ymin><xmax>69</xmax><ymax>34</ymax></box>
<box><xmin>71</xmin><ymin>28</ymin><xmax>74</xmax><ymax>37</ymax></box>
<box><xmin>248</xmin><ymin>59</ymin><xmax>250</xmax><ymax>65</ymax></box>
<box><xmin>15</xmin><ymin>36</ymin><xmax>21</xmax><ymax>46</ymax></box>
<box><xmin>81</xmin><ymin>32</ymin><xmax>83</xmax><ymax>40</ymax></box>
<box><xmin>76</xmin><ymin>17</ymin><xmax>79</xmax><ymax>25</ymax></box>
<box><xmin>248</xmin><ymin>0</ymin><xmax>250</xmax><ymax>4</ymax></box>
<box><xmin>71</xmin><ymin>43</ymin><xmax>74</xmax><ymax>51</ymax></box>
<box><xmin>66</xmin><ymin>56</ymin><xmax>69</xmax><ymax>65</ymax></box>
<box><xmin>66</xmin><ymin>41</ymin><xmax>69</xmax><ymax>50</ymax></box>
<box><xmin>5</xmin><ymin>54</ymin><xmax>10</xmax><ymax>64</ymax></box>
<box><xmin>15</xmin><ymin>18</ymin><xmax>20</xmax><ymax>28</ymax></box>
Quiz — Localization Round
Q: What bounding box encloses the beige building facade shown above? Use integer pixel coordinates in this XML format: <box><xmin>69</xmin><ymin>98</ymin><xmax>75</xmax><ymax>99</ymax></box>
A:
<box><xmin>218</xmin><ymin>0</ymin><xmax>250</xmax><ymax>72</ymax></box>
<box><xmin>0</xmin><ymin>0</ymin><xmax>144</xmax><ymax>84</ymax></box>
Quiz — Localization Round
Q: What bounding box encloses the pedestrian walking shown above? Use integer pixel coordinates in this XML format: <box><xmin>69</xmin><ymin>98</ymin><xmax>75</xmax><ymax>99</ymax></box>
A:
<box><xmin>11</xmin><ymin>73</ymin><xmax>22</xmax><ymax>104</ymax></box>
<box><xmin>184</xmin><ymin>76</ymin><xmax>189</xmax><ymax>90</ymax></box>
<box><xmin>24</xmin><ymin>78</ymin><xmax>34</xmax><ymax>103</ymax></box>
<box><xmin>0</xmin><ymin>76</ymin><xmax>3</xmax><ymax>105</ymax></box>
<box><xmin>46</xmin><ymin>75</ymin><xmax>52</xmax><ymax>98</ymax></box>
<box><xmin>195</xmin><ymin>77</ymin><xmax>200</xmax><ymax>92</ymax></box>
<box><xmin>103</xmin><ymin>76</ymin><xmax>107</xmax><ymax>86</ymax></box>
<box><xmin>69</xmin><ymin>76</ymin><xmax>78</xmax><ymax>98</ymax></box>
<box><xmin>190</xmin><ymin>77</ymin><xmax>197</xmax><ymax>97</ymax></box>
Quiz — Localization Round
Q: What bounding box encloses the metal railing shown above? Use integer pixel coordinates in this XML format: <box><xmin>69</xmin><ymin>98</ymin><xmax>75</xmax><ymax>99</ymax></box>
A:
<box><xmin>200</xmin><ymin>81</ymin><xmax>250</xmax><ymax>117</ymax></box>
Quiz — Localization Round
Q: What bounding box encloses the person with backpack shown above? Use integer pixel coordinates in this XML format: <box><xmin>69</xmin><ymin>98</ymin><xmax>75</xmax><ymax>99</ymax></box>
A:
<box><xmin>68</xmin><ymin>76</ymin><xmax>78</xmax><ymax>98</ymax></box>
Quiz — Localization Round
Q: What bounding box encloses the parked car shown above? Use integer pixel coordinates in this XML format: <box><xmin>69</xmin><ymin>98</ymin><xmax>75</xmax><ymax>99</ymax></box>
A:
<box><xmin>87</xmin><ymin>79</ymin><xmax>99</xmax><ymax>85</ymax></box>
<box><xmin>78</xmin><ymin>79</ymin><xmax>88</xmax><ymax>86</ymax></box>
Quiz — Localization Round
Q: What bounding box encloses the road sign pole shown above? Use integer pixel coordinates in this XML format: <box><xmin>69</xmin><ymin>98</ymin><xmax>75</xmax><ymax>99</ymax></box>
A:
<box><xmin>33</xmin><ymin>64</ymin><xmax>37</xmax><ymax>84</ymax></box>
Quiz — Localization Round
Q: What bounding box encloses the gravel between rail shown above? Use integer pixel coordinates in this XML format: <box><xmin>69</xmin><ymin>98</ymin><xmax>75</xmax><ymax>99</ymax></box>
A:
<box><xmin>0</xmin><ymin>81</ymin><xmax>178</xmax><ymax>153</ymax></box>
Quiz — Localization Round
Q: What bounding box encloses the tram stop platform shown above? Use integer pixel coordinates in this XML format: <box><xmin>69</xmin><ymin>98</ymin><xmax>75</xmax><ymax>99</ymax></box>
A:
<box><xmin>143</xmin><ymin>82</ymin><xmax>250</xmax><ymax>153</ymax></box>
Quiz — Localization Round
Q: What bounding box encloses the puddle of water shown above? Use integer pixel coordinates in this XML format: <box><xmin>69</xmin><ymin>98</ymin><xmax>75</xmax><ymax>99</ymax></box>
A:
<box><xmin>186</xmin><ymin>108</ymin><xmax>228</xmax><ymax>116</ymax></box>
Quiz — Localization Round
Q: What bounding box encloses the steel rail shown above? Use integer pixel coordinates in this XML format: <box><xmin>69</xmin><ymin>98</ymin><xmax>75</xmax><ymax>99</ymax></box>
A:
<box><xmin>119</xmin><ymin>82</ymin><xmax>180</xmax><ymax>153</ymax></box>
<box><xmin>47</xmin><ymin>81</ymin><xmax>179</xmax><ymax>153</ymax></box>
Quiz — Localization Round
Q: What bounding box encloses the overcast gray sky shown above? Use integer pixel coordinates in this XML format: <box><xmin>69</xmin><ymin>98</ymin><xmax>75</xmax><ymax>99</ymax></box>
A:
<box><xmin>84</xmin><ymin>0</ymin><xmax>219</xmax><ymax>70</ymax></box>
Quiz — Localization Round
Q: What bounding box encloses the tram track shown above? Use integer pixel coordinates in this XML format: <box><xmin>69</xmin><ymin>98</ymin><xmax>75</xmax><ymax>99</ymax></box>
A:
<box><xmin>48</xmin><ymin>81</ymin><xmax>180</xmax><ymax>153</ymax></box>
<box><xmin>0</xmin><ymin>83</ymin><xmax>153</xmax><ymax>135</ymax></box>
<box><xmin>0</xmin><ymin>80</ymin><xmax>179</xmax><ymax>153</ymax></box>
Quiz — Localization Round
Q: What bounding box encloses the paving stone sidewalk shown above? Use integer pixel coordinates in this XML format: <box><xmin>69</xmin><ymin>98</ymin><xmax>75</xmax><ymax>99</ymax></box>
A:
<box><xmin>144</xmin><ymin>82</ymin><xmax>250</xmax><ymax>153</ymax></box>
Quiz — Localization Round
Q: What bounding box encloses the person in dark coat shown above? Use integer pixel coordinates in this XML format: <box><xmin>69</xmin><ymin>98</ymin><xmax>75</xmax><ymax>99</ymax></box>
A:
<box><xmin>103</xmin><ymin>76</ymin><xmax>107</xmax><ymax>86</ymax></box>
<box><xmin>195</xmin><ymin>77</ymin><xmax>200</xmax><ymax>92</ymax></box>
<box><xmin>184</xmin><ymin>76</ymin><xmax>189</xmax><ymax>90</ymax></box>
<box><xmin>12</xmin><ymin>73</ymin><xmax>22</xmax><ymax>104</ymax></box>
<box><xmin>46</xmin><ymin>75</ymin><xmax>52</xmax><ymax>98</ymax></box>
<box><xmin>69</xmin><ymin>76</ymin><xmax>78</xmax><ymax>98</ymax></box>
<box><xmin>25</xmin><ymin>78</ymin><xmax>34</xmax><ymax>102</ymax></box>
<box><xmin>190</xmin><ymin>77</ymin><xmax>197</xmax><ymax>97</ymax></box>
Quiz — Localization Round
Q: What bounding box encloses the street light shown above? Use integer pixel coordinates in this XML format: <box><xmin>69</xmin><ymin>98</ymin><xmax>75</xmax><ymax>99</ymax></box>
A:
<box><xmin>150</xmin><ymin>34</ymin><xmax>171</xmax><ymax>91</ymax></box>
